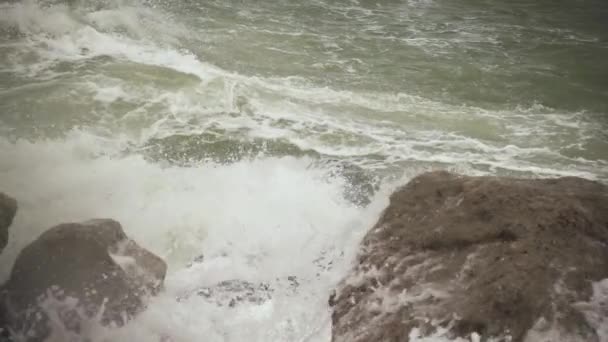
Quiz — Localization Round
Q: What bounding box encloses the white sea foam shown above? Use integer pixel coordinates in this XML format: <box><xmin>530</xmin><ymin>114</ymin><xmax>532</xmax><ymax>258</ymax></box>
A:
<box><xmin>0</xmin><ymin>133</ymin><xmax>391</xmax><ymax>341</ymax></box>
<box><xmin>573</xmin><ymin>279</ymin><xmax>608</xmax><ymax>342</ymax></box>
<box><xmin>1</xmin><ymin>1</ymin><xmax>607</xmax><ymax>341</ymax></box>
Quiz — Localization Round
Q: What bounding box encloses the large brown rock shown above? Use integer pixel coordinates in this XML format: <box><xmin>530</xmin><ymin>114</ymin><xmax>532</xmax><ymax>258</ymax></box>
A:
<box><xmin>0</xmin><ymin>219</ymin><xmax>166</xmax><ymax>341</ymax></box>
<box><xmin>0</xmin><ymin>193</ymin><xmax>17</xmax><ymax>254</ymax></box>
<box><xmin>330</xmin><ymin>171</ymin><xmax>608</xmax><ymax>342</ymax></box>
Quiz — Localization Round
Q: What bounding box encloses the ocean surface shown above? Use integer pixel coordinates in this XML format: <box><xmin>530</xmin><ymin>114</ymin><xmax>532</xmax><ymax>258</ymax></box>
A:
<box><xmin>0</xmin><ymin>0</ymin><xmax>607</xmax><ymax>341</ymax></box>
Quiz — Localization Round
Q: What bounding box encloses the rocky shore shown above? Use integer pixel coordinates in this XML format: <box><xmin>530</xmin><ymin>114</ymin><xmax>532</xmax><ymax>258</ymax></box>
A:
<box><xmin>330</xmin><ymin>171</ymin><xmax>608</xmax><ymax>342</ymax></box>
<box><xmin>0</xmin><ymin>195</ymin><xmax>166</xmax><ymax>341</ymax></box>
<box><xmin>1</xmin><ymin>170</ymin><xmax>607</xmax><ymax>341</ymax></box>
<box><xmin>0</xmin><ymin>193</ymin><xmax>17</xmax><ymax>255</ymax></box>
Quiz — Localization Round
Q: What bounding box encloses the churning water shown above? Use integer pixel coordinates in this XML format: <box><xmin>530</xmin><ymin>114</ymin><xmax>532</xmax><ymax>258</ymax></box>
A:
<box><xmin>0</xmin><ymin>0</ymin><xmax>606</xmax><ymax>340</ymax></box>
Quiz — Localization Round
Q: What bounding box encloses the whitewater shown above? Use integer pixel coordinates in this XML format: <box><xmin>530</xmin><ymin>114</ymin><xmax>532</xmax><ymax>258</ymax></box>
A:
<box><xmin>0</xmin><ymin>0</ymin><xmax>606</xmax><ymax>341</ymax></box>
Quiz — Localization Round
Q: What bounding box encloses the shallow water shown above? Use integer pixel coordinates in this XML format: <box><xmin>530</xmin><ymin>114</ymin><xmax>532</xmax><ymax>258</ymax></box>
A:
<box><xmin>0</xmin><ymin>0</ymin><xmax>606</xmax><ymax>341</ymax></box>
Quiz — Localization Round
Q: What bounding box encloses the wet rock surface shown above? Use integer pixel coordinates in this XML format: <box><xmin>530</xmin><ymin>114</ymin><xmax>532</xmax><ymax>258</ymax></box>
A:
<box><xmin>330</xmin><ymin>171</ymin><xmax>608</xmax><ymax>342</ymax></box>
<box><xmin>141</xmin><ymin>133</ymin><xmax>379</xmax><ymax>207</ymax></box>
<box><xmin>0</xmin><ymin>193</ymin><xmax>17</xmax><ymax>254</ymax></box>
<box><xmin>178</xmin><ymin>254</ymin><xmax>301</xmax><ymax>308</ymax></box>
<box><xmin>0</xmin><ymin>219</ymin><xmax>166</xmax><ymax>341</ymax></box>
<box><xmin>178</xmin><ymin>279</ymin><xmax>275</xmax><ymax>307</ymax></box>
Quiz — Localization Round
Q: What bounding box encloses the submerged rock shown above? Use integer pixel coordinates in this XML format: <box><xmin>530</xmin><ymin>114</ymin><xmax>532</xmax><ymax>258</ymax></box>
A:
<box><xmin>1</xmin><ymin>219</ymin><xmax>166</xmax><ymax>341</ymax></box>
<box><xmin>141</xmin><ymin>133</ymin><xmax>379</xmax><ymax>206</ymax></box>
<box><xmin>320</xmin><ymin>159</ymin><xmax>379</xmax><ymax>207</ymax></box>
<box><xmin>330</xmin><ymin>171</ymin><xmax>608</xmax><ymax>342</ymax></box>
<box><xmin>0</xmin><ymin>193</ymin><xmax>17</xmax><ymax>254</ymax></box>
<box><xmin>177</xmin><ymin>254</ymin><xmax>302</xmax><ymax>308</ymax></box>
<box><xmin>142</xmin><ymin>133</ymin><xmax>319</xmax><ymax>166</ymax></box>
<box><xmin>179</xmin><ymin>279</ymin><xmax>274</xmax><ymax>308</ymax></box>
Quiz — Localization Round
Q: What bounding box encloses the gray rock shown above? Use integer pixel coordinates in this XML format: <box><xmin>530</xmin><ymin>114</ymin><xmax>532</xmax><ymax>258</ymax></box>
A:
<box><xmin>176</xmin><ymin>275</ymin><xmax>301</xmax><ymax>308</ymax></box>
<box><xmin>0</xmin><ymin>193</ymin><xmax>17</xmax><ymax>254</ymax></box>
<box><xmin>1</xmin><ymin>219</ymin><xmax>166</xmax><ymax>341</ymax></box>
<box><xmin>191</xmin><ymin>280</ymin><xmax>273</xmax><ymax>308</ymax></box>
<box><xmin>330</xmin><ymin>171</ymin><xmax>608</xmax><ymax>342</ymax></box>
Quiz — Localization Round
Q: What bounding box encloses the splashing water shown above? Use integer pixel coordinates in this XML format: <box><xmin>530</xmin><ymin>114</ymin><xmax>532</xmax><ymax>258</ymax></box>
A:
<box><xmin>0</xmin><ymin>0</ymin><xmax>607</xmax><ymax>340</ymax></box>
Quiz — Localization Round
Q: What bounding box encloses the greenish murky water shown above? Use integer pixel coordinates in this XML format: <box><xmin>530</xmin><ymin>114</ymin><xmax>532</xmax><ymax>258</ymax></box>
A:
<box><xmin>0</xmin><ymin>0</ymin><xmax>606</xmax><ymax>340</ymax></box>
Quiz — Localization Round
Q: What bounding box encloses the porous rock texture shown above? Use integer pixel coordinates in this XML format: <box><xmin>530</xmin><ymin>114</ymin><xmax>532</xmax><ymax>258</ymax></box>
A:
<box><xmin>330</xmin><ymin>171</ymin><xmax>608</xmax><ymax>342</ymax></box>
<box><xmin>1</xmin><ymin>219</ymin><xmax>166</xmax><ymax>341</ymax></box>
